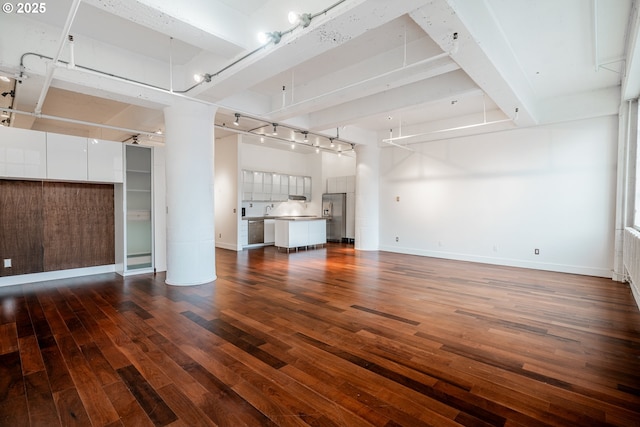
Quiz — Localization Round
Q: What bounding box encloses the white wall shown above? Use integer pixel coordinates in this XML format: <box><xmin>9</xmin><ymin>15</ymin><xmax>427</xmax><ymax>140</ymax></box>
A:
<box><xmin>379</xmin><ymin>116</ymin><xmax>618</xmax><ymax>277</ymax></box>
<box><xmin>214</xmin><ymin>134</ymin><xmax>240</xmax><ymax>250</ymax></box>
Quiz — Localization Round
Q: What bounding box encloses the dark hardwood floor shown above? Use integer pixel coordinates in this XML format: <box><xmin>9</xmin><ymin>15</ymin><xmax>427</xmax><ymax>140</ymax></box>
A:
<box><xmin>1</xmin><ymin>244</ymin><xmax>639</xmax><ymax>426</ymax></box>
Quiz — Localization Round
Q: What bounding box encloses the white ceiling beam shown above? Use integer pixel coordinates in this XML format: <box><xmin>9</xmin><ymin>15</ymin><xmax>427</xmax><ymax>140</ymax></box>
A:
<box><xmin>410</xmin><ymin>0</ymin><xmax>538</xmax><ymax>127</ymax></box>
<box><xmin>308</xmin><ymin>69</ymin><xmax>480</xmax><ymax>130</ymax></box>
<box><xmin>193</xmin><ymin>0</ymin><xmax>432</xmax><ymax>103</ymax></box>
<box><xmin>82</xmin><ymin>0</ymin><xmax>247</xmax><ymax>54</ymax></box>
<box><xmin>268</xmin><ymin>56</ymin><xmax>459</xmax><ymax>123</ymax></box>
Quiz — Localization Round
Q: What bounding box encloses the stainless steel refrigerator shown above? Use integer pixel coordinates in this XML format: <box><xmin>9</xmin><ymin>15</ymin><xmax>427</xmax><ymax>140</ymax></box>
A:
<box><xmin>322</xmin><ymin>193</ymin><xmax>346</xmax><ymax>242</ymax></box>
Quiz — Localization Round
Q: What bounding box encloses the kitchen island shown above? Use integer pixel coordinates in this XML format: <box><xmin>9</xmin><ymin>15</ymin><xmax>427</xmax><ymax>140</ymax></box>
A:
<box><xmin>274</xmin><ymin>217</ymin><xmax>326</xmax><ymax>251</ymax></box>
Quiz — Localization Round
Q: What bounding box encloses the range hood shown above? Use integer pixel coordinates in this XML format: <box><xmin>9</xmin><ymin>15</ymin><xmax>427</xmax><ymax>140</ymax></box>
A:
<box><xmin>288</xmin><ymin>195</ymin><xmax>307</xmax><ymax>201</ymax></box>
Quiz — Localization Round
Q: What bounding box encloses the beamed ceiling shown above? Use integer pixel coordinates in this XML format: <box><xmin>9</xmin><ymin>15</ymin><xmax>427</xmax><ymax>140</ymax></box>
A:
<box><xmin>0</xmin><ymin>0</ymin><xmax>638</xmax><ymax>153</ymax></box>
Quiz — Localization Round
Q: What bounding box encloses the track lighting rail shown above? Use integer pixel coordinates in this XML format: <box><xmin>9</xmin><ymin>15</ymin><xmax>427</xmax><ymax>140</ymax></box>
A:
<box><xmin>225</xmin><ymin>111</ymin><xmax>354</xmax><ymax>153</ymax></box>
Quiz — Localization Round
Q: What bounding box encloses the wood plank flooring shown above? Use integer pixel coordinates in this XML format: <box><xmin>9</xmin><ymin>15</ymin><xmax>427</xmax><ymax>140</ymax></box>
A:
<box><xmin>1</xmin><ymin>244</ymin><xmax>639</xmax><ymax>426</ymax></box>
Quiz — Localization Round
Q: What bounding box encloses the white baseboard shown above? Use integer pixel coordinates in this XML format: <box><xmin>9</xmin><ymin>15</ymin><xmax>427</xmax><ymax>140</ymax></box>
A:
<box><xmin>0</xmin><ymin>265</ymin><xmax>116</xmax><ymax>288</ymax></box>
<box><xmin>378</xmin><ymin>246</ymin><xmax>612</xmax><ymax>278</ymax></box>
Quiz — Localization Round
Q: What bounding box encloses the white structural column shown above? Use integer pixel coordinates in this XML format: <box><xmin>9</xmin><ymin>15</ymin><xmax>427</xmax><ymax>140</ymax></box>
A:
<box><xmin>354</xmin><ymin>143</ymin><xmax>380</xmax><ymax>250</ymax></box>
<box><xmin>163</xmin><ymin>100</ymin><xmax>218</xmax><ymax>285</ymax></box>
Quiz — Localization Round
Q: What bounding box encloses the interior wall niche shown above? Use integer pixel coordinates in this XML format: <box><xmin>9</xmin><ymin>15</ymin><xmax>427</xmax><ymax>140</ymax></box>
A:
<box><xmin>0</xmin><ymin>179</ymin><xmax>115</xmax><ymax>277</ymax></box>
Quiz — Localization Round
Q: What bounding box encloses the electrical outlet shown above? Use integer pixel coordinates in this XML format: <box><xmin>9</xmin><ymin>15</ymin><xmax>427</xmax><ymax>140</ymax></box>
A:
<box><xmin>3</xmin><ymin>259</ymin><xmax>11</xmax><ymax>268</ymax></box>
<box><xmin>396</xmin><ymin>196</ymin><xmax>400</xmax><ymax>202</ymax></box>
<box><xmin>534</xmin><ymin>249</ymin><xmax>540</xmax><ymax>255</ymax></box>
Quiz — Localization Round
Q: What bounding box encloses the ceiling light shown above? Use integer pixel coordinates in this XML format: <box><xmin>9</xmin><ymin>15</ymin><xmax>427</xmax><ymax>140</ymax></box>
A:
<box><xmin>315</xmin><ymin>147</ymin><xmax>320</xmax><ymax>154</ymax></box>
<box><xmin>233</xmin><ymin>113</ymin><xmax>240</xmax><ymax>126</ymax></box>
<box><xmin>1</xmin><ymin>90</ymin><xmax>14</xmax><ymax>98</ymax></box>
<box><xmin>291</xmin><ymin>142</ymin><xmax>295</xmax><ymax>149</ymax></box>
<box><xmin>260</xmin><ymin>137</ymin><xmax>265</xmax><ymax>143</ymax></box>
<box><xmin>288</xmin><ymin>11</ymin><xmax>312</xmax><ymax>28</ymax></box>
<box><xmin>302</xmin><ymin>131</ymin><xmax>308</xmax><ymax>142</ymax></box>
<box><xmin>272</xmin><ymin>124</ymin><xmax>278</xmax><ymax>135</ymax></box>
<box><xmin>330</xmin><ymin>138</ymin><xmax>335</xmax><ymax>148</ymax></box>
<box><xmin>193</xmin><ymin>73</ymin><xmax>212</xmax><ymax>83</ymax></box>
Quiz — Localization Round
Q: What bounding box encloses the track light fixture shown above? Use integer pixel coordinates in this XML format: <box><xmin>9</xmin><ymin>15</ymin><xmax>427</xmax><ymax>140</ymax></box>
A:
<box><xmin>1</xmin><ymin>90</ymin><xmax>15</xmax><ymax>98</ymax></box>
<box><xmin>288</xmin><ymin>11</ymin><xmax>312</xmax><ymax>28</ymax></box>
<box><xmin>224</xmin><ymin>112</ymin><xmax>355</xmax><ymax>155</ymax></box>
<box><xmin>193</xmin><ymin>73</ymin><xmax>212</xmax><ymax>83</ymax></box>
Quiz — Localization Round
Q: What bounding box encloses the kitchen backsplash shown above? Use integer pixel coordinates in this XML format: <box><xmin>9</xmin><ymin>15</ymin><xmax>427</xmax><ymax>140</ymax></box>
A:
<box><xmin>242</xmin><ymin>200</ymin><xmax>313</xmax><ymax>217</ymax></box>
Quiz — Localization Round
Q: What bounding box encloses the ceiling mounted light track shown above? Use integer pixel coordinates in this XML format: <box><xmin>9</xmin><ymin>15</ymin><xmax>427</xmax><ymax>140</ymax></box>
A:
<box><xmin>224</xmin><ymin>111</ymin><xmax>354</xmax><ymax>155</ymax></box>
<box><xmin>17</xmin><ymin>0</ymin><xmax>348</xmax><ymax>97</ymax></box>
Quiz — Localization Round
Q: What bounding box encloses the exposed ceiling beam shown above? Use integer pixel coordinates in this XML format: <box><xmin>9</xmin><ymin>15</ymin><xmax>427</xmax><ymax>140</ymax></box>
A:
<box><xmin>308</xmin><ymin>69</ymin><xmax>481</xmax><ymax>130</ymax></box>
<box><xmin>193</xmin><ymin>0</ymin><xmax>433</xmax><ymax>103</ymax></box>
<box><xmin>410</xmin><ymin>0</ymin><xmax>538</xmax><ymax>127</ymax></box>
<box><xmin>82</xmin><ymin>0</ymin><xmax>248</xmax><ymax>54</ymax></box>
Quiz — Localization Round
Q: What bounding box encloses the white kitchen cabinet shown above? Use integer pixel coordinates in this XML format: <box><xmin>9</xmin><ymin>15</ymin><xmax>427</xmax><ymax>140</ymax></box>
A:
<box><xmin>242</xmin><ymin>169</ymin><xmax>310</xmax><ymax>201</ymax></box>
<box><xmin>240</xmin><ymin>220</ymin><xmax>248</xmax><ymax>246</ymax></box>
<box><xmin>88</xmin><ymin>138</ymin><xmax>123</xmax><ymax>183</ymax></box>
<box><xmin>0</xmin><ymin>126</ymin><xmax>46</xmax><ymax>179</ymax></box>
<box><xmin>264</xmin><ymin>219</ymin><xmax>275</xmax><ymax>244</ymax></box>
<box><xmin>242</xmin><ymin>170</ymin><xmax>254</xmax><ymax>200</ymax></box>
<box><xmin>47</xmin><ymin>133</ymin><xmax>88</xmax><ymax>181</ymax></box>
<box><xmin>308</xmin><ymin>219</ymin><xmax>326</xmax><ymax>245</ymax></box>
<box><xmin>275</xmin><ymin>219</ymin><xmax>326</xmax><ymax>249</ymax></box>
<box><xmin>272</xmin><ymin>173</ymin><xmax>288</xmax><ymax>201</ymax></box>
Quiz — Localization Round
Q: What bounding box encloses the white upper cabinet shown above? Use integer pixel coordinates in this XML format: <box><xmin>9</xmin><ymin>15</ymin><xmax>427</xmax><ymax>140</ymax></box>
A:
<box><xmin>0</xmin><ymin>126</ymin><xmax>46</xmax><ymax>179</ymax></box>
<box><xmin>1</xmin><ymin>127</ymin><xmax>126</xmax><ymax>183</ymax></box>
<box><xmin>46</xmin><ymin>133</ymin><xmax>88</xmax><ymax>181</ymax></box>
<box><xmin>88</xmin><ymin>138</ymin><xmax>123</xmax><ymax>183</ymax></box>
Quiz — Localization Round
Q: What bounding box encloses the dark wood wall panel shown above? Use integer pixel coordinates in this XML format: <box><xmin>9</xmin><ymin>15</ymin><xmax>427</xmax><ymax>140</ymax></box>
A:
<box><xmin>42</xmin><ymin>182</ymin><xmax>115</xmax><ymax>271</ymax></box>
<box><xmin>0</xmin><ymin>180</ymin><xmax>44</xmax><ymax>276</ymax></box>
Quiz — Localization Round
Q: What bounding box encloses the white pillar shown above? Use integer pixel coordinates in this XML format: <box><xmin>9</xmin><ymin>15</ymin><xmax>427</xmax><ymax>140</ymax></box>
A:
<box><xmin>163</xmin><ymin>100</ymin><xmax>217</xmax><ymax>285</ymax></box>
<box><xmin>355</xmin><ymin>143</ymin><xmax>380</xmax><ymax>250</ymax></box>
